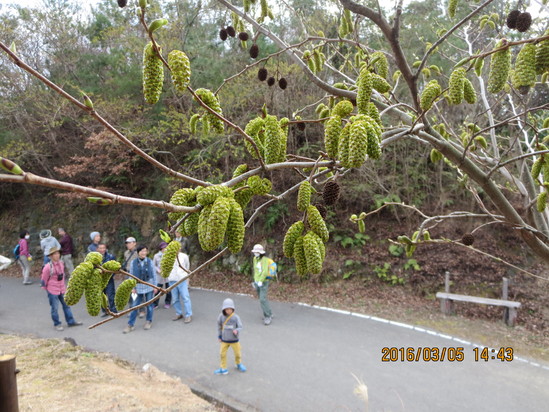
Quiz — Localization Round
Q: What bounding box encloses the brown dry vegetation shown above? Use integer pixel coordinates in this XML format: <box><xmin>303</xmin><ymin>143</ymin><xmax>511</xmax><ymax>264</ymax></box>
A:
<box><xmin>0</xmin><ymin>334</ymin><xmax>217</xmax><ymax>412</ymax></box>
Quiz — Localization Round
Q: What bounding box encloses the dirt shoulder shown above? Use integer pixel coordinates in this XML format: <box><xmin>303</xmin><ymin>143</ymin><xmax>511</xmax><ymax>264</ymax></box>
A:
<box><xmin>0</xmin><ymin>334</ymin><xmax>216</xmax><ymax>412</ymax></box>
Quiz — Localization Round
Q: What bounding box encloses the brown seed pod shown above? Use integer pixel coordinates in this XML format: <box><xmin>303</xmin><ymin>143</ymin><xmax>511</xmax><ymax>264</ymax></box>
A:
<box><xmin>322</xmin><ymin>181</ymin><xmax>340</xmax><ymax>206</ymax></box>
<box><xmin>117</xmin><ymin>0</ymin><xmax>128</xmax><ymax>7</ymax></box>
<box><xmin>506</xmin><ymin>10</ymin><xmax>520</xmax><ymax>29</ymax></box>
<box><xmin>238</xmin><ymin>31</ymin><xmax>249</xmax><ymax>41</ymax></box>
<box><xmin>314</xmin><ymin>203</ymin><xmax>328</xmax><ymax>220</ymax></box>
<box><xmin>249</xmin><ymin>44</ymin><xmax>259</xmax><ymax>59</ymax></box>
<box><xmin>219</xmin><ymin>28</ymin><xmax>228</xmax><ymax>41</ymax></box>
<box><xmin>516</xmin><ymin>12</ymin><xmax>532</xmax><ymax>33</ymax></box>
<box><xmin>226</xmin><ymin>26</ymin><xmax>236</xmax><ymax>37</ymax></box>
<box><xmin>267</xmin><ymin>77</ymin><xmax>276</xmax><ymax>86</ymax></box>
<box><xmin>296</xmin><ymin>122</ymin><xmax>306</xmax><ymax>131</ymax></box>
<box><xmin>278</xmin><ymin>77</ymin><xmax>288</xmax><ymax>90</ymax></box>
<box><xmin>258</xmin><ymin>68</ymin><xmax>268</xmax><ymax>81</ymax></box>
<box><xmin>461</xmin><ymin>233</ymin><xmax>475</xmax><ymax>246</ymax></box>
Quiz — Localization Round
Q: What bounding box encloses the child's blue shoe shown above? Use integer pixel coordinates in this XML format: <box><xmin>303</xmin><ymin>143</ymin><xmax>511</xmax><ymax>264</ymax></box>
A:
<box><xmin>236</xmin><ymin>364</ymin><xmax>247</xmax><ymax>372</ymax></box>
<box><xmin>214</xmin><ymin>368</ymin><xmax>228</xmax><ymax>375</ymax></box>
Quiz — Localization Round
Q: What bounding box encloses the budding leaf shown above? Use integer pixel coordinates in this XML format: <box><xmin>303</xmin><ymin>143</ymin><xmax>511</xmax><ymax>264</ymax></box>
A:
<box><xmin>159</xmin><ymin>229</ymin><xmax>172</xmax><ymax>243</ymax></box>
<box><xmin>0</xmin><ymin>157</ymin><xmax>24</xmax><ymax>175</ymax></box>
<box><xmin>87</xmin><ymin>197</ymin><xmax>113</xmax><ymax>206</ymax></box>
<box><xmin>148</xmin><ymin>18</ymin><xmax>168</xmax><ymax>35</ymax></box>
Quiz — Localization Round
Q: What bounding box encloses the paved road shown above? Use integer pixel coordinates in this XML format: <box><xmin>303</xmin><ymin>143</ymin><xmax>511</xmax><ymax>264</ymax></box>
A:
<box><xmin>1</xmin><ymin>275</ymin><xmax>549</xmax><ymax>411</ymax></box>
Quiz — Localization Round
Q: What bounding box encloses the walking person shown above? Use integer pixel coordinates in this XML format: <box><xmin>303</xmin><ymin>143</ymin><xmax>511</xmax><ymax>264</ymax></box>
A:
<box><xmin>40</xmin><ymin>229</ymin><xmax>61</xmax><ymax>264</ymax></box>
<box><xmin>123</xmin><ymin>245</ymin><xmax>156</xmax><ymax>333</ymax></box>
<box><xmin>87</xmin><ymin>231</ymin><xmax>101</xmax><ymax>253</ymax></box>
<box><xmin>17</xmin><ymin>230</ymin><xmax>33</xmax><ymax>285</ymax></box>
<box><xmin>214</xmin><ymin>298</ymin><xmax>246</xmax><ymax>375</ymax></box>
<box><xmin>58</xmin><ymin>228</ymin><xmax>75</xmax><ymax>277</ymax></box>
<box><xmin>152</xmin><ymin>242</ymin><xmax>171</xmax><ymax>309</ymax></box>
<box><xmin>40</xmin><ymin>247</ymin><xmax>83</xmax><ymax>331</ymax></box>
<box><xmin>122</xmin><ymin>236</ymin><xmax>140</xmax><ymax>314</ymax></box>
<box><xmin>251</xmin><ymin>244</ymin><xmax>274</xmax><ymax>325</ymax></box>
<box><xmin>168</xmin><ymin>243</ymin><xmax>192</xmax><ymax>323</ymax></box>
<box><xmin>97</xmin><ymin>243</ymin><xmax>117</xmax><ymax>316</ymax></box>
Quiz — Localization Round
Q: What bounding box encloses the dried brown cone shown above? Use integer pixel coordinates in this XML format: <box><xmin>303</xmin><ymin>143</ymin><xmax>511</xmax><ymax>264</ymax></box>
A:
<box><xmin>219</xmin><ymin>28</ymin><xmax>228</xmax><ymax>41</ymax></box>
<box><xmin>314</xmin><ymin>203</ymin><xmax>328</xmax><ymax>220</ymax></box>
<box><xmin>278</xmin><ymin>77</ymin><xmax>288</xmax><ymax>90</ymax></box>
<box><xmin>238</xmin><ymin>32</ymin><xmax>249</xmax><ymax>41</ymax></box>
<box><xmin>117</xmin><ymin>0</ymin><xmax>128</xmax><ymax>7</ymax></box>
<box><xmin>250</xmin><ymin>44</ymin><xmax>259</xmax><ymax>59</ymax></box>
<box><xmin>322</xmin><ymin>181</ymin><xmax>340</xmax><ymax>206</ymax></box>
<box><xmin>516</xmin><ymin>12</ymin><xmax>532</xmax><ymax>33</ymax></box>
<box><xmin>506</xmin><ymin>10</ymin><xmax>520</xmax><ymax>29</ymax></box>
<box><xmin>226</xmin><ymin>26</ymin><xmax>236</xmax><ymax>37</ymax></box>
<box><xmin>267</xmin><ymin>76</ymin><xmax>276</xmax><ymax>86</ymax></box>
<box><xmin>296</xmin><ymin>122</ymin><xmax>306</xmax><ymax>131</ymax></box>
<box><xmin>258</xmin><ymin>68</ymin><xmax>268</xmax><ymax>81</ymax></box>
<box><xmin>461</xmin><ymin>233</ymin><xmax>475</xmax><ymax>246</ymax></box>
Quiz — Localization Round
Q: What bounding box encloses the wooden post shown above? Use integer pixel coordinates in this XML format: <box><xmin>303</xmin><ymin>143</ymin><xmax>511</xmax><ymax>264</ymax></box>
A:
<box><xmin>502</xmin><ymin>277</ymin><xmax>510</xmax><ymax>325</ymax></box>
<box><xmin>0</xmin><ymin>355</ymin><xmax>19</xmax><ymax>412</ymax></box>
<box><xmin>440</xmin><ymin>272</ymin><xmax>454</xmax><ymax>315</ymax></box>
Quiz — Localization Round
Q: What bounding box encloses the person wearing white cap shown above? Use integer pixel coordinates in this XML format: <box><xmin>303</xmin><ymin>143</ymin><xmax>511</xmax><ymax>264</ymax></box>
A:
<box><xmin>87</xmin><ymin>231</ymin><xmax>101</xmax><ymax>253</ymax></box>
<box><xmin>251</xmin><ymin>244</ymin><xmax>274</xmax><ymax>325</ymax></box>
<box><xmin>40</xmin><ymin>229</ymin><xmax>61</xmax><ymax>264</ymax></box>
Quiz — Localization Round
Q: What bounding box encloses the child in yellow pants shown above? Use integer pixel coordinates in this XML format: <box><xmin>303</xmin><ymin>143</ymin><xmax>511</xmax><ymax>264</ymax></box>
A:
<box><xmin>215</xmin><ymin>298</ymin><xmax>246</xmax><ymax>374</ymax></box>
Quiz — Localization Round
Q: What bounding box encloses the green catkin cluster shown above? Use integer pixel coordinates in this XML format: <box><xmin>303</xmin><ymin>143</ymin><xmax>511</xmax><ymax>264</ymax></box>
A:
<box><xmin>420</xmin><ymin>80</ymin><xmax>442</xmax><ymax>111</ymax></box>
<box><xmin>85</xmin><ymin>251</ymin><xmax>103</xmax><ymax>267</ymax></box>
<box><xmin>537</xmin><ymin>191</ymin><xmax>547</xmax><ymax>212</ymax></box>
<box><xmin>194</xmin><ymin>88</ymin><xmax>224</xmax><ymax>134</ymax></box>
<box><xmin>324</xmin><ymin>115</ymin><xmax>342</xmax><ymax>158</ymax></box>
<box><xmin>226</xmin><ymin>198</ymin><xmax>245</xmax><ymax>253</ymax></box>
<box><xmin>160</xmin><ymin>240</ymin><xmax>181</xmax><ymax>278</ymax></box>
<box><xmin>331</xmin><ymin>100</ymin><xmax>354</xmax><ymax>117</ymax></box>
<box><xmin>283</xmin><ymin>221</ymin><xmax>305</xmax><ymax>258</ymax></box>
<box><xmin>370</xmin><ymin>73</ymin><xmax>391</xmax><ymax>93</ymax></box>
<box><xmin>65</xmin><ymin>261</ymin><xmax>94</xmax><ymax>306</ymax></box>
<box><xmin>462</xmin><ymin>78</ymin><xmax>477</xmax><ymax>104</ymax></box>
<box><xmin>85</xmin><ymin>269</ymin><xmax>103</xmax><ymax>316</ymax></box>
<box><xmin>196</xmin><ymin>185</ymin><xmax>233</xmax><ymax>205</ymax></box>
<box><xmin>448</xmin><ymin>0</ymin><xmax>458</xmax><ymax>18</ymax></box>
<box><xmin>168</xmin><ymin>188</ymin><xmax>195</xmax><ymax>222</ymax></box>
<box><xmin>292</xmin><ymin>236</ymin><xmax>307</xmax><ymax>277</ymax></box>
<box><xmin>264</xmin><ymin>115</ymin><xmax>282</xmax><ymax>164</ymax></box>
<box><xmin>297</xmin><ymin>181</ymin><xmax>312</xmax><ymax>211</ymax></box>
<box><xmin>102</xmin><ymin>260</ymin><xmax>121</xmax><ymax>272</ymax></box>
<box><xmin>487</xmin><ymin>40</ymin><xmax>511</xmax><ymax>94</ymax></box>
<box><xmin>197</xmin><ymin>204</ymin><xmax>213</xmax><ymax>250</ymax></box>
<box><xmin>247</xmin><ymin>175</ymin><xmax>271</xmax><ymax>195</ymax></box>
<box><xmin>168</xmin><ymin>50</ymin><xmax>191</xmax><ymax>93</ymax></box>
<box><xmin>307</xmin><ymin>204</ymin><xmax>329</xmax><ymax>242</ymax></box>
<box><xmin>184</xmin><ymin>212</ymin><xmax>200</xmax><ymax>236</ymax></box>
<box><xmin>115</xmin><ymin>279</ymin><xmax>137</xmax><ymax>312</ymax></box>
<box><xmin>348</xmin><ymin>120</ymin><xmax>369</xmax><ymax>167</ymax></box>
<box><xmin>339</xmin><ymin>8</ymin><xmax>353</xmax><ymax>37</ymax></box>
<box><xmin>531</xmin><ymin>157</ymin><xmax>544</xmax><ymax>180</ymax></box>
<box><xmin>371</xmin><ymin>51</ymin><xmax>389</xmax><ymax>79</ymax></box>
<box><xmin>512</xmin><ymin>43</ymin><xmax>537</xmax><ymax>94</ymax></box>
<box><xmin>356</xmin><ymin>67</ymin><xmax>373</xmax><ymax>114</ymax></box>
<box><xmin>338</xmin><ymin>123</ymin><xmax>352</xmax><ymax>168</ymax></box>
<box><xmin>202</xmin><ymin>197</ymin><xmax>231</xmax><ymax>251</ymax></box>
<box><xmin>367</xmin><ymin>102</ymin><xmax>381</xmax><ymax>127</ymax></box>
<box><xmin>448</xmin><ymin>67</ymin><xmax>466</xmax><ymax>105</ymax></box>
<box><xmin>244</xmin><ymin>117</ymin><xmax>265</xmax><ymax>159</ymax></box>
<box><xmin>303</xmin><ymin>231</ymin><xmax>323</xmax><ymax>274</ymax></box>
<box><xmin>536</xmin><ymin>30</ymin><xmax>549</xmax><ymax>75</ymax></box>
<box><xmin>143</xmin><ymin>42</ymin><xmax>164</xmax><ymax>105</ymax></box>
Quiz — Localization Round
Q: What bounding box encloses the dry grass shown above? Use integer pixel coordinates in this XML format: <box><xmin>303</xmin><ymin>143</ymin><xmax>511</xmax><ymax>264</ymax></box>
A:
<box><xmin>0</xmin><ymin>334</ymin><xmax>215</xmax><ymax>412</ymax></box>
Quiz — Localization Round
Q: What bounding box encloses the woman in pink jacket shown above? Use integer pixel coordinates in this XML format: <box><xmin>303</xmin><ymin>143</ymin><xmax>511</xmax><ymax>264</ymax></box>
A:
<box><xmin>41</xmin><ymin>247</ymin><xmax>83</xmax><ymax>331</ymax></box>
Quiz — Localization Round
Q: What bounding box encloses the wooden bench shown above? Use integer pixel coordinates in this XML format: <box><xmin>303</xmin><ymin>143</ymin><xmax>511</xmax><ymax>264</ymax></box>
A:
<box><xmin>435</xmin><ymin>292</ymin><xmax>521</xmax><ymax>326</ymax></box>
<box><xmin>435</xmin><ymin>272</ymin><xmax>521</xmax><ymax>327</ymax></box>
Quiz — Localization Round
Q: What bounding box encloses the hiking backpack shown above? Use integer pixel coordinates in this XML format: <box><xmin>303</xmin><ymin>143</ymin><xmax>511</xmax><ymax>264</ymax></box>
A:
<box><xmin>266</xmin><ymin>258</ymin><xmax>278</xmax><ymax>280</ymax></box>
<box><xmin>13</xmin><ymin>243</ymin><xmax>21</xmax><ymax>260</ymax></box>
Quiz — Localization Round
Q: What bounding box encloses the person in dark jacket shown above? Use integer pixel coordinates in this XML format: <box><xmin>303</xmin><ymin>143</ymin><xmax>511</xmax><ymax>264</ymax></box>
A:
<box><xmin>58</xmin><ymin>228</ymin><xmax>75</xmax><ymax>277</ymax></box>
<box><xmin>214</xmin><ymin>298</ymin><xmax>246</xmax><ymax>375</ymax></box>
<box><xmin>97</xmin><ymin>243</ymin><xmax>117</xmax><ymax>316</ymax></box>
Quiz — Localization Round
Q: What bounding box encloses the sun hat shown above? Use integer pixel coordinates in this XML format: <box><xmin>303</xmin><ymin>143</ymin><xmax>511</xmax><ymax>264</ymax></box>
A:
<box><xmin>40</xmin><ymin>229</ymin><xmax>52</xmax><ymax>239</ymax></box>
<box><xmin>47</xmin><ymin>246</ymin><xmax>61</xmax><ymax>256</ymax></box>
<box><xmin>251</xmin><ymin>244</ymin><xmax>265</xmax><ymax>254</ymax></box>
<box><xmin>125</xmin><ymin>236</ymin><xmax>136</xmax><ymax>243</ymax></box>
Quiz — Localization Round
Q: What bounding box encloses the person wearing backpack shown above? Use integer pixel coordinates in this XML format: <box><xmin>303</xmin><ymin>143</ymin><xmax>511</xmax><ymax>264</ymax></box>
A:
<box><xmin>40</xmin><ymin>247</ymin><xmax>83</xmax><ymax>331</ymax></box>
<box><xmin>17</xmin><ymin>230</ymin><xmax>33</xmax><ymax>285</ymax></box>
<box><xmin>251</xmin><ymin>244</ymin><xmax>274</xmax><ymax>325</ymax></box>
